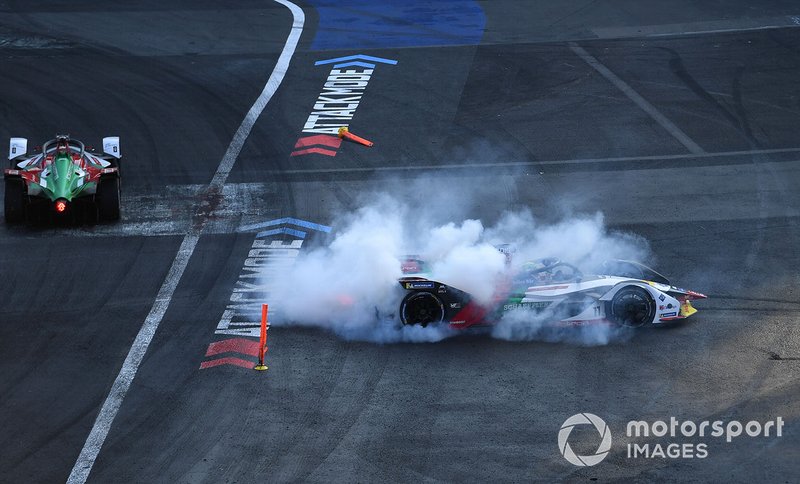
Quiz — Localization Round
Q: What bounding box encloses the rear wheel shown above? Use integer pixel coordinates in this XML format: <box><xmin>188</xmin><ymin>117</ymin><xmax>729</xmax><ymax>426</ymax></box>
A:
<box><xmin>96</xmin><ymin>176</ymin><xmax>120</xmax><ymax>221</ymax></box>
<box><xmin>399</xmin><ymin>292</ymin><xmax>445</xmax><ymax>327</ymax></box>
<box><xmin>607</xmin><ymin>286</ymin><xmax>655</xmax><ymax>327</ymax></box>
<box><xmin>4</xmin><ymin>179</ymin><xmax>27</xmax><ymax>223</ymax></box>
<box><xmin>81</xmin><ymin>201</ymin><xmax>99</xmax><ymax>225</ymax></box>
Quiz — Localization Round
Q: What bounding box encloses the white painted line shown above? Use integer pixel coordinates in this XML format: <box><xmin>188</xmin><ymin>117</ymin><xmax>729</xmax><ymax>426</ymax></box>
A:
<box><xmin>210</xmin><ymin>0</ymin><xmax>305</xmax><ymax>190</ymax></box>
<box><xmin>66</xmin><ymin>233</ymin><xmax>198</xmax><ymax>483</ymax></box>
<box><xmin>591</xmin><ymin>16</ymin><xmax>800</xmax><ymax>41</ymax></box>
<box><xmin>645</xmin><ymin>24</ymin><xmax>797</xmax><ymax>38</ymax></box>
<box><xmin>274</xmin><ymin>147</ymin><xmax>800</xmax><ymax>174</ymax></box>
<box><xmin>568</xmin><ymin>42</ymin><xmax>705</xmax><ymax>155</ymax></box>
<box><xmin>66</xmin><ymin>2</ymin><xmax>305</xmax><ymax>483</ymax></box>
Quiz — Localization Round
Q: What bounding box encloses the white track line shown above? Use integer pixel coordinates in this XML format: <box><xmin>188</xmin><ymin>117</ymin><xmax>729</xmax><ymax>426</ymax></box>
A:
<box><xmin>274</xmin><ymin>147</ymin><xmax>800</xmax><ymax>174</ymax></box>
<box><xmin>66</xmin><ymin>233</ymin><xmax>199</xmax><ymax>483</ymax></box>
<box><xmin>568</xmin><ymin>42</ymin><xmax>705</xmax><ymax>155</ymax></box>
<box><xmin>595</xmin><ymin>20</ymin><xmax>800</xmax><ymax>41</ymax></box>
<box><xmin>66</xmin><ymin>2</ymin><xmax>304</xmax><ymax>483</ymax></box>
<box><xmin>644</xmin><ymin>24</ymin><xmax>799</xmax><ymax>38</ymax></box>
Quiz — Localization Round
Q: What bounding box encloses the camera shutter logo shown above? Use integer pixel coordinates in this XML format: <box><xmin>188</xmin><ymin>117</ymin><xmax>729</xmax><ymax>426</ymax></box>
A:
<box><xmin>558</xmin><ymin>413</ymin><xmax>612</xmax><ymax>466</ymax></box>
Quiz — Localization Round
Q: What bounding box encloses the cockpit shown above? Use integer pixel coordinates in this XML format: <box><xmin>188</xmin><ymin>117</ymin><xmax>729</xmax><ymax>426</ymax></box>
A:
<box><xmin>514</xmin><ymin>258</ymin><xmax>583</xmax><ymax>286</ymax></box>
<box><xmin>42</xmin><ymin>135</ymin><xmax>85</xmax><ymax>158</ymax></box>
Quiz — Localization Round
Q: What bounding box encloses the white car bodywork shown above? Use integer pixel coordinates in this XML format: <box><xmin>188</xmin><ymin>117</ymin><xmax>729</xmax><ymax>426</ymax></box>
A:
<box><xmin>515</xmin><ymin>275</ymin><xmax>693</xmax><ymax>325</ymax></box>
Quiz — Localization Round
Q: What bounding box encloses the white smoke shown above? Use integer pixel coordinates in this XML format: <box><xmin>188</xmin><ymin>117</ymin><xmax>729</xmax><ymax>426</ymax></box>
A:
<box><xmin>425</xmin><ymin>221</ymin><xmax>507</xmax><ymax>305</ymax></box>
<box><xmin>490</xmin><ymin>307</ymin><xmax>635</xmax><ymax>345</ymax></box>
<box><xmin>269</xmin><ymin>193</ymin><xmax>650</xmax><ymax>345</ymax></box>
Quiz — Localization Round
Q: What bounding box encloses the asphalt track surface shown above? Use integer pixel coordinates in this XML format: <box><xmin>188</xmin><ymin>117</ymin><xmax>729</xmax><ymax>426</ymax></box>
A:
<box><xmin>1</xmin><ymin>1</ymin><xmax>799</xmax><ymax>482</ymax></box>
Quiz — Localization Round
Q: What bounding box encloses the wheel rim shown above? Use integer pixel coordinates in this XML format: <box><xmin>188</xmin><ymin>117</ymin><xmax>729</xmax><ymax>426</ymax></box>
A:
<box><xmin>612</xmin><ymin>290</ymin><xmax>654</xmax><ymax>327</ymax></box>
<box><xmin>401</xmin><ymin>293</ymin><xmax>444</xmax><ymax>326</ymax></box>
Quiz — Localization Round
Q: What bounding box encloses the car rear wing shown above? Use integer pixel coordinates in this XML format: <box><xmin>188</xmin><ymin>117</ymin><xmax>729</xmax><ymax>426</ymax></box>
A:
<box><xmin>8</xmin><ymin>138</ymin><xmax>27</xmax><ymax>160</ymax></box>
<box><xmin>103</xmin><ymin>137</ymin><xmax>121</xmax><ymax>158</ymax></box>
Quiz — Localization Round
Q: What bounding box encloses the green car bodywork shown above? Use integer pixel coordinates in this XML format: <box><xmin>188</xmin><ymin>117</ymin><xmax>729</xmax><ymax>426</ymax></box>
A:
<box><xmin>4</xmin><ymin>135</ymin><xmax>121</xmax><ymax>224</ymax></box>
<box><xmin>33</xmin><ymin>152</ymin><xmax>97</xmax><ymax>202</ymax></box>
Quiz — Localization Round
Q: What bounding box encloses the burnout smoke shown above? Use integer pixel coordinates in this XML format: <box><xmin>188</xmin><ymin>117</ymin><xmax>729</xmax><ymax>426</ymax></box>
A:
<box><xmin>270</xmin><ymin>194</ymin><xmax>650</xmax><ymax>344</ymax></box>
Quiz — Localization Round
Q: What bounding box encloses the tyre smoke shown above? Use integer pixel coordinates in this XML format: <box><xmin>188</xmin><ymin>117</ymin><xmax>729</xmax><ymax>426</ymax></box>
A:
<box><xmin>269</xmin><ymin>190</ymin><xmax>650</xmax><ymax>344</ymax></box>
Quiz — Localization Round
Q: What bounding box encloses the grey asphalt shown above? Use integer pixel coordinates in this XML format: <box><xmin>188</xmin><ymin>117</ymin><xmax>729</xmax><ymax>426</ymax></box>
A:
<box><xmin>0</xmin><ymin>1</ymin><xmax>798</xmax><ymax>482</ymax></box>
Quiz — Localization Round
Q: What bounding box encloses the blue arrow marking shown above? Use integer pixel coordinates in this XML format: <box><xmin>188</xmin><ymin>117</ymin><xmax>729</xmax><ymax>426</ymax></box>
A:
<box><xmin>256</xmin><ymin>227</ymin><xmax>307</xmax><ymax>239</ymax></box>
<box><xmin>333</xmin><ymin>61</ymin><xmax>377</xmax><ymax>69</ymax></box>
<box><xmin>315</xmin><ymin>54</ymin><xmax>398</xmax><ymax>66</ymax></box>
<box><xmin>239</xmin><ymin>217</ymin><xmax>332</xmax><ymax>233</ymax></box>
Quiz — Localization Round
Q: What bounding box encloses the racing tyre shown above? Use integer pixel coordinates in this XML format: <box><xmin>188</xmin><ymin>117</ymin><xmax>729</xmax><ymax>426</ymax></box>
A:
<box><xmin>4</xmin><ymin>179</ymin><xmax>27</xmax><ymax>223</ymax></box>
<box><xmin>97</xmin><ymin>176</ymin><xmax>120</xmax><ymax>221</ymax></box>
<box><xmin>607</xmin><ymin>286</ymin><xmax>656</xmax><ymax>327</ymax></box>
<box><xmin>400</xmin><ymin>292</ymin><xmax>445</xmax><ymax>327</ymax></box>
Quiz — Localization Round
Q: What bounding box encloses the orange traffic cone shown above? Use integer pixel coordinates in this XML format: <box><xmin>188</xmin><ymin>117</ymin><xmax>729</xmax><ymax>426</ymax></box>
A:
<box><xmin>338</xmin><ymin>127</ymin><xmax>373</xmax><ymax>147</ymax></box>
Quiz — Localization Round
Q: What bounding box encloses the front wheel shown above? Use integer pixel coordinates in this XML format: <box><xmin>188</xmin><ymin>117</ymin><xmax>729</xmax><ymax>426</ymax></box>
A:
<box><xmin>607</xmin><ymin>286</ymin><xmax>655</xmax><ymax>327</ymax></box>
<box><xmin>399</xmin><ymin>292</ymin><xmax>445</xmax><ymax>327</ymax></box>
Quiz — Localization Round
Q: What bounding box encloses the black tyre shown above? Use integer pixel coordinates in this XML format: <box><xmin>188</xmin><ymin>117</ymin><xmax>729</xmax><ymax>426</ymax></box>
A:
<box><xmin>399</xmin><ymin>292</ymin><xmax>445</xmax><ymax>327</ymax></box>
<box><xmin>607</xmin><ymin>286</ymin><xmax>656</xmax><ymax>327</ymax></box>
<box><xmin>96</xmin><ymin>176</ymin><xmax>120</xmax><ymax>221</ymax></box>
<box><xmin>4</xmin><ymin>179</ymin><xmax>27</xmax><ymax>223</ymax></box>
<box><xmin>81</xmin><ymin>201</ymin><xmax>100</xmax><ymax>225</ymax></box>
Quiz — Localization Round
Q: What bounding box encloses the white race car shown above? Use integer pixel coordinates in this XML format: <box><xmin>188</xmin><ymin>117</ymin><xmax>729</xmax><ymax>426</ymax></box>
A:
<box><xmin>397</xmin><ymin>257</ymin><xmax>707</xmax><ymax>329</ymax></box>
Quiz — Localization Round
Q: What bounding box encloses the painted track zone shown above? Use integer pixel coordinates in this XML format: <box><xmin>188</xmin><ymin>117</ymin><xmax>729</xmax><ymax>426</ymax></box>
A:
<box><xmin>1</xmin><ymin>1</ymin><xmax>800</xmax><ymax>483</ymax></box>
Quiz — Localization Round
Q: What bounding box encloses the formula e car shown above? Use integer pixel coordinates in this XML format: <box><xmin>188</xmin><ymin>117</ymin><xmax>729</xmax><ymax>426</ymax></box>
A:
<box><xmin>398</xmin><ymin>257</ymin><xmax>706</xmax><ymax>329</ymax></box>
<box><xmin>4</xmin><ymin>135</ymin><xmax>121</xmax><ymax>223</ymax></box>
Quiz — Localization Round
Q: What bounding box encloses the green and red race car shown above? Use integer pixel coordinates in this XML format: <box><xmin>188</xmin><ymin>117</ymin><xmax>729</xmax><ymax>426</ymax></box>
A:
<box><xmin>4</xmin><ymin>135</ymin><xmax>121</xmax><ymax>224</ymax></box>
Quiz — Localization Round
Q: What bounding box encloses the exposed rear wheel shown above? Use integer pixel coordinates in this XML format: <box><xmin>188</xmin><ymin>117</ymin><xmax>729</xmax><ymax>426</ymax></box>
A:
<box><xmin>607</xmin><ymin>286</ymin><xmax>655</xmax><ymax>327</ymax></box>
<box><xmin>4</xmin><ymin>179</ymin><xmax>27</xmax><ymax>223</ymax></box>
<box><xmin>400</xmin><ymin>292</ymin><xmax>445</xmax><ymax>327</ymax></box>
<box><xmin>97</xmin><ymin>176</ymin><xmax>120</xmax><ymax>221</ymax></box>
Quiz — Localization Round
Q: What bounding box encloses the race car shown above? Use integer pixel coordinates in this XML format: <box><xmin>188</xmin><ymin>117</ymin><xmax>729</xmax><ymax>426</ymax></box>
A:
<box><xmin>398</xmin><ymin>257</ymin><xmax>706</xmax><ymax>329</ymax></box>
<box><xmin>4</xmin><ymin>134</ymin><xmax>121</xmax><ymax>224</ymax></box>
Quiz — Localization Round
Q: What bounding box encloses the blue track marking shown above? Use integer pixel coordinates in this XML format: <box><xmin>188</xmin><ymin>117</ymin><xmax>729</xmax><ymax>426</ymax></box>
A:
<box><xmin>307</xmin><ymin>0</ymin><xmax>486</xmax><ymax>50</ymax></box>
<box><xmin>239</xmin><ymin>217</ymin><xmax>332</xmax><ymax>233</ymax></box>
<box><xmin>257</xmin><ymin>227</ymin><xmax>308</xmax><ymax>239</ymax></box>
<box><xmin>315</xmin><ymin>54</ymin><xmax>398</xmax><ymax>68</ymax></box>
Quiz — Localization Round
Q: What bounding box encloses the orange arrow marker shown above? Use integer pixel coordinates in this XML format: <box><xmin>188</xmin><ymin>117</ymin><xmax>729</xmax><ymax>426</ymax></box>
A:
<box><xmin>338</xmin><ymin>127</ymin><xmax>374</xmax><ymax>147</ymax></box>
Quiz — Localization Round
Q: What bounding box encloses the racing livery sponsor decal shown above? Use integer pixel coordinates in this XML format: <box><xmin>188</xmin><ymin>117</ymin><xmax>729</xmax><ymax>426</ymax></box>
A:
<box><xmin>405</xmin><ymin>281</ymin><xmax>434</xmax><ymax>289</ymax></box>
<box><xmin>291</xmin><ymin>54</ymin><xmax>397</xmax><ymax>157</ymax></box>
<box><xmin>502</xmin><ymin>302</ymin><xmax>552</xmax><ymax>311</ymax></box>
<box><xmin>199</xmin><ymin>217</ymin><xmax>331</xmax><ymax>370</ymax></box>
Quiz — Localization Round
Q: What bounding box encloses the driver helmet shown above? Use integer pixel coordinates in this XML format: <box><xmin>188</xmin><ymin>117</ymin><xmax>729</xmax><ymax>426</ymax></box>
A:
<box><xmin>55</xmin><ymin>135</ymin><xmax>70</xmax><ymax>155</ymax></box>
<box><xmin>521</xmin><ymin>257</ymin><xmax>561</xmax><ymax>283</ymax></box>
